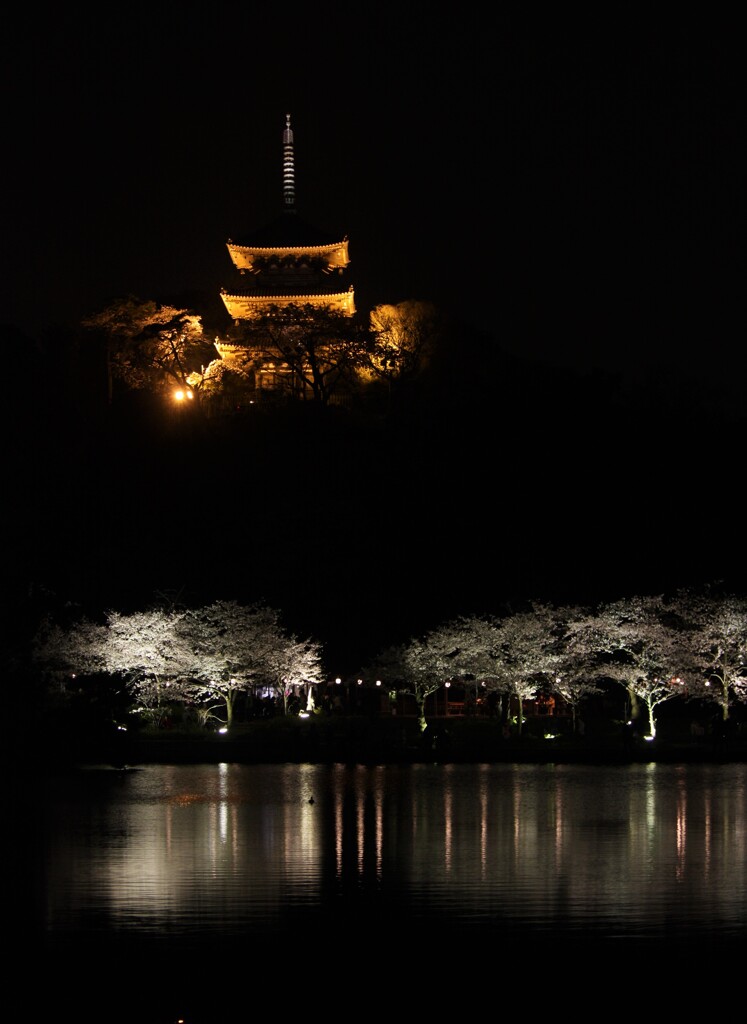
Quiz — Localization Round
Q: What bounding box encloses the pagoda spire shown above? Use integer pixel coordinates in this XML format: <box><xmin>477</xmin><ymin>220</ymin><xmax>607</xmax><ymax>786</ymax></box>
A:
<box><xmin>283</xmin><ymin>113</ymin><xmax>295</xmax><ymax>212</ymax></box>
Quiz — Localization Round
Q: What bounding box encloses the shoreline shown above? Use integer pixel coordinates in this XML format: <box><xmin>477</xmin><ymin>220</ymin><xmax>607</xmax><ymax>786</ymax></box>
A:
<box><xmin>37</xmin><ymin>715</ymin><xmax>747</xmax><ymax>769</ymax></box>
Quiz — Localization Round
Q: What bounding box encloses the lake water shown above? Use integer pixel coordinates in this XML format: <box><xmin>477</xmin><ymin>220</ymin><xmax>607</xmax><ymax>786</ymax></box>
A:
<box><xmin>24</xmin><ymin>760</ymin><xmax>747</xmax><ymax>1022</ymax></box>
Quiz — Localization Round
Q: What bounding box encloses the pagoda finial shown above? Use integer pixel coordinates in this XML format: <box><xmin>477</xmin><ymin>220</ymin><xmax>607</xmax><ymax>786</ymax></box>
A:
<box><xmin>283</xmin><ymin>113</ymin><xmax>295</xmax><ymax>212</ymax></box>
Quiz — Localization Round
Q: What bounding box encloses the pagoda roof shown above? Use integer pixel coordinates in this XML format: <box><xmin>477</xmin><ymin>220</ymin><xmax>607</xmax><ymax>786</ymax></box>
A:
<box><xmin>221</xmin><ymin>286</ymin><xmax>355</xmax><ymax>320</ymax></box>
<box><xmin>221</xmin><ymin>278</ymin><xmax>352</xmax><ymax>300</ymax></box>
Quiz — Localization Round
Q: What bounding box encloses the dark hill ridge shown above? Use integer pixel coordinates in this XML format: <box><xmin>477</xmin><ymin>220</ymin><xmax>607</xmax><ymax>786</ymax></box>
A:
<box><xmin>7</xmin><ymin>317</ymin><xmax>746</xmax><ymax>674</ymax></box>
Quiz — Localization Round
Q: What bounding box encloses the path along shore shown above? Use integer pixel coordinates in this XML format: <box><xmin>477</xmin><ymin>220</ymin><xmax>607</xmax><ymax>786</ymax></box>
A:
<box><xmin>39</xmin><ymin>715</ymin><xmax>747</xmax><ymax>768</ymax></box>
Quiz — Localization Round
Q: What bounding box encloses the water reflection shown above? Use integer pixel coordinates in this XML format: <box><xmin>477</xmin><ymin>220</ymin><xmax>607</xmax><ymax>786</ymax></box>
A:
<box><xmin>38</xmin><ymin>761</ymin><xmax>747</xmax><ymax>951</ymax></box>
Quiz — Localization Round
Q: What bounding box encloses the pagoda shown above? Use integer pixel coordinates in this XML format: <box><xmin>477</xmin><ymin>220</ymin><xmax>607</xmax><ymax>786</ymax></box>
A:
<box><xmin>218</xmin><ymin>114</ymin><xmax>355</xmax><ymax>326</ymax></box>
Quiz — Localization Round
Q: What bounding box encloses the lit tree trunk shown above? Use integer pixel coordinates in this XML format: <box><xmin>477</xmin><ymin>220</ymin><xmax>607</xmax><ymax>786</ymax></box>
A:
<box><xmin>415</xmin><ymin>692</ymin><xmax>427</xmax><ymax>732</ymax></box>
<box><xmin>224</xmin><ymin>690</ymin><xmax>234</xmax><ymax>729</ymax></box>
<box><xmin>627</xmin><ymin>687</ymin><xmax>641</xmax><ymax>726</ymax></box>
<box><xmin>501</xmin><ymin>694</ymin><xmax>510</xmax><ymax>727</ymax></box>
<box><xmin>714</xmin><ymin>665</ymin><xmax>729</xmax><ymax>720</ymax></box>
<box><xmin>646</xmin><ymin>699</ymin><xmax>656</xmax><ymax>739</ymax></box>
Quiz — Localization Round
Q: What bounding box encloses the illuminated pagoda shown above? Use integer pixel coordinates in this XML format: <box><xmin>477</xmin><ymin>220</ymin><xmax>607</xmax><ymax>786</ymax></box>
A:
<box><xmin>215</xmin><ymin>115</ymin><xmax>356</xmax><ymax>397</ymax></box>
<box><xmin>220</xmin><ymin>114</ymin><xmax>354</xmax><ymax>321</ymax></box>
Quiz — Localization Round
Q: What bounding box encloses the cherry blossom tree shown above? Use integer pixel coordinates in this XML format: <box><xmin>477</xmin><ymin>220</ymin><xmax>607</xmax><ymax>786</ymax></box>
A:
<box><xmin>32</xmin><ymin>614</ymin><xmax>108</xmax><ymax>693</ymax></box>
<box><xmin>101</xmin><ymin>608</ymin><xmax>193</xmax><ymax>726</ymax></box>
<box><xmin>176</xmin><ymin>600</ymin><xmax>323</xmax><ymax>727</ymax></box>
<box><xmin>364</xmin><ymin>301</ymin><xmax>441</xmax><ymax>396</ymax></box>
<box><xmin>371</xmin><ymin>603</ymin><xmax>564</xmax><ymax>735</ymax></box>
<box><xmin>258</xmin><ymin>634</ymin><xmax>325</xmax><ymax>715</ymax></box>
<box><xmin>32</xmin><ymin>600</ymin><xmax>324</xmax><ymax>731</ymax></box>
<box><xmin>550</xmin><ymin>673</ymin><xmax>604</xmax><ymax>735</ymax></box>
<box><xmin>366</xmin><ymin>628</ymin><xmax>462</xmax><ymax>732</ymax></box>
<box><xmin>32</xmin><ymin>609</ymin><xmax>191</xmax><ymax>733</ymax></box>
<box><xmin>82</xmin><ymin>296</ymin><xmax>213</xmax><ymax>403</ymax></box>
<box><xmin>566</xmin><ymin>595</ymin><xmax>689</xmax><ymax>739</ymax></box>
<box><xmin>548</xmin><ymin>606</ymin><xmax>605</xmax><ymax>734</ymax></box>
<box><xmin>435</xmin><ymin>604</ymin><xmax>564</xmax><ymax>736</ymax></box>
<box><xmin>672</xmin><ymin>586</ymin><xmax>747</xmax><ymax>722</ymax></box>
<box><xmin>186</xmin><ymin>355</ymin><xmax>253</xmax><ymax>411</ymax></box>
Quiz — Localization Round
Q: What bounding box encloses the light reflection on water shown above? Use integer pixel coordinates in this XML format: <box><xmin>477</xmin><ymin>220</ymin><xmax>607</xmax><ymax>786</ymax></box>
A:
<box><xmin>37</xmin><ymin>761</ymin><xmax>747</xmax><ymax>949</ymax></box>
<box><xmin>28</xmin><ymin>760</ymin><xmax>747</xmax><ymax>1022</ymax></box>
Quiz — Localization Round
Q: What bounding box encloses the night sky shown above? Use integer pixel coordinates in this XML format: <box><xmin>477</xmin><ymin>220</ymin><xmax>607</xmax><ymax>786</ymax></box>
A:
<box><xmin>4</xmin><ymin>12</ymin><xmax>746</xmax><ymax>670</ymax></box>
<box><xmin>4</xmin><ymin>14</ymin><xmax>743</xmax><ymax>380</ymax></box>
